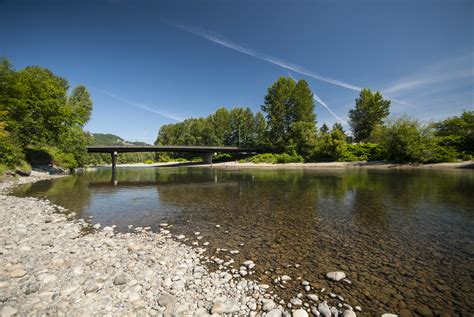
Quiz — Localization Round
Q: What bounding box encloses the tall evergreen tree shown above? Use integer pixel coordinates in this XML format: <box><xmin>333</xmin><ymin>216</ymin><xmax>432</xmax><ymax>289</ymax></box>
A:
<box><xmin>320</xmin><ymin>123</ymin><xmax>329</xmax><ymax>134</ymax></box>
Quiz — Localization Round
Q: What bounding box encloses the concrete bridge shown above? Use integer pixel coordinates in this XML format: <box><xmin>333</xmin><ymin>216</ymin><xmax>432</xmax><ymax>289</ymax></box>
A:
<box><xmin>86</xmin><ymin>145</ymin><xmax>264</xmax><ymax>169</ymax></box>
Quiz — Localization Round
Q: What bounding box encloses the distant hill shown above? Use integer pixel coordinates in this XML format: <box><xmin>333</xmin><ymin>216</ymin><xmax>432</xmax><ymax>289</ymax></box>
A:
<box><xmin>91</xmin><ymin>133</ymin><xmax>151</xmax><ymax>146</ymax></box>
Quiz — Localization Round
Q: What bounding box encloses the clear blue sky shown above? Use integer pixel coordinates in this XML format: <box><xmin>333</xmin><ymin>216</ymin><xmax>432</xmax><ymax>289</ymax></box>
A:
<box><xmin>1</xmin><ymin>0</ymin><xmax>473</xmax><ymax>144</ymax></box>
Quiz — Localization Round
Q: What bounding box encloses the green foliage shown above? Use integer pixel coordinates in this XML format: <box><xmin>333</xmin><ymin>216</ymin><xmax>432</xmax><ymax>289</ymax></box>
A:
<box><xmin>0</xmin><ymin>164</ymin><xmax>9</xmax><ymax>175</ymax></box>
<box><xmin>312</xmin><ymin>128</ymin><xmax>347</xmax><ymax>161</ymax></box>
<box><xmin>242</xmin><ymin>152</ymin><xmax>304</xmax><ymax>164</ymax></box>
<box><xmin>340</xmin><ymin>143</ymin><xmax>383</xmax><ymax>161</ymax></box>
<box><xmin>261</xmin><ymin>77</ymin><xmax>317</xmax><ymax>155</ymax></box>
<box><xmin>155</xmin><ymin>107</ymin><xmax>267</xmax><ymax>151</ymax></box>
<box><xmin>0</xmin><ymin>136</ymin><xmax>24</xmax><ymax>167</ymax></box>
<box><xmin>144</xmin><ymin>159</ymin><xmax>154</xmax><ymax>164</ymax></box>
<box><xmin>17</xmin><ymin>160</ymin><xmax>32</xmax><ymax>173</ymax></box>
<box><xmin>431</xmin><ymin>110</ymin><xmax>473</xmax><ymax>155</ymax></box>
<box><xmin>319</xmin><ymin>123</ymin><xmax>329</xmax><ymax>134</ymax></box>
<box><xmin>155</xmin><ymin>153</ymin><xmax>171</xmax><ymax>162</ymax></box>
<box><xmin>371</xmin><ymin>116</ymin><xmax>459</xmax><ymax>163</ymax></box>
<box><xmin>26</xmin><ymin>146</ymin><xmax>77</xmax><ymax>169</ymax></box>
<box><xmin>349</xmin><ymin>88</ymin><xmax>391</xmax><ymax>142</ymax></box>
<box><xmin>0</xmin><ymin>57</ymin><xmax>93</xmax><ymax>168</ymax></box>
<box><xmin>67</xmin><ymin>85</ymin><xmax>93</xmax><ymax>126</ymax></box>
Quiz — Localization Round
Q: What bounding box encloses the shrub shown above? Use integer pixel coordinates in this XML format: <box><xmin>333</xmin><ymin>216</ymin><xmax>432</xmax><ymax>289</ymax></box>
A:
<box><xmin>242</xmin><ymin>152</ymin><xmax>304</xmax><ymax>164</ymax></box>
<box><xmin>25</xmin><ymin>146</ymin><xmax>77</xmax><ymax>169</ymax></box>
<box><xmin>0</xmin><ymin>137</ymin><xmax>24</xmax><ymax>167</ymax></box>
<box><xmin>144</xmin><ymin>159</ymin><xmax>154</xmax><ymax>164</ymax></box>
<box><xmin>340</xmin><ymin>143</ymin><xmax>383</xmax><ymax>162</ymax></box>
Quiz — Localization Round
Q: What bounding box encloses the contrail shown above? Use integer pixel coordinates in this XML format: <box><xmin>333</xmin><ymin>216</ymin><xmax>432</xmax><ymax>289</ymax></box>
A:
<box><xmin>90</xmin><ymin>87</ymin><xmax>183</xmax><ymax>122</ymax></box>
<box><xmin>167</xmin><ymin>21</ymin><xmax>412</xmax><ymax>107</ymax></box>
<box><xmin>312</xmin><ymin>94</ymin><xmax>347</xmax><ymax>124</ymax></box>
<box><xmin>288</xmin><ymin>72</ymin><xmax>347</xmax><ymax>124</ymax></box>
<box><xmin>167</xmin><ymin>21</ymin><xmax>362</xmax><ymax>92</ymax></box>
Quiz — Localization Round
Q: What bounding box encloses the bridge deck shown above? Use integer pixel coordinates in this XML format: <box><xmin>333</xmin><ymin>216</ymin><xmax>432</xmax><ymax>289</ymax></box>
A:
<box><xmin>86</xmin><ymin>145</ymin><xmax>262</xmax><ymax>154</ymax></box>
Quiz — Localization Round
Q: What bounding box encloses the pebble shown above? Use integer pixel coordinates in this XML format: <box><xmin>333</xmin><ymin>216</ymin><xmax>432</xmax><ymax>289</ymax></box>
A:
<box><xmin>292</xmin><ymin>309</ymin><xmax>308</xmax><ymax>317</ymax></box>
<box><xmin>307</xmin><ymin>294</ymin><xmax>318</xmax><ymax>302</ymax></box>
<box><xmin>0</xmin><ymin>306</ymin><xmax>18</xmax><ymax>317</ymax></box>
<box><xmin>326</xmin><ymin>271</ymin><xmax>346</xmax><ymax>282</ymax></box>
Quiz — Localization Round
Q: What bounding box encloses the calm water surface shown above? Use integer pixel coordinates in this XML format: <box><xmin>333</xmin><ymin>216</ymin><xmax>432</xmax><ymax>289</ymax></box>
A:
<box><xmin>14</xmin><ymin>167</ymin><xmax>474</xmax><ymax>315</ymax></box>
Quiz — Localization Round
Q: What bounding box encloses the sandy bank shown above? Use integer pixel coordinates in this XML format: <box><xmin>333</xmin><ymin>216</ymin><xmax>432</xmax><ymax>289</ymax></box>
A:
<box><xmin>208</xmin><ymin>161</ymin><xmax>474</xmax><ymax>170</ymax></box>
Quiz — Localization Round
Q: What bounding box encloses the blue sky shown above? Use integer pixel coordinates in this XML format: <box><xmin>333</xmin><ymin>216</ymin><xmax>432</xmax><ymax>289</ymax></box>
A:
<box><xmin>1</xmin><ymin>0</ymin><xmax>473</xmax><ymax>144</ymax></box>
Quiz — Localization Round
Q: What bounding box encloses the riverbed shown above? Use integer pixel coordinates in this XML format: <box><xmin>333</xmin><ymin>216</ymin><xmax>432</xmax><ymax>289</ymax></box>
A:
<box><xmin>11</xmin><ymin>167</ymin><xmax>474</xmax><ymax>316</ymax></box>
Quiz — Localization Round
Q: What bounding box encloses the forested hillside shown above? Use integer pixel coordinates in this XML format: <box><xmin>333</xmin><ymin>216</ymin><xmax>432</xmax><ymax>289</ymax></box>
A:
<box><xmin>86</xmin><ymin>133</ymin><xmax>156</xmax><ymax>165</ymax></box>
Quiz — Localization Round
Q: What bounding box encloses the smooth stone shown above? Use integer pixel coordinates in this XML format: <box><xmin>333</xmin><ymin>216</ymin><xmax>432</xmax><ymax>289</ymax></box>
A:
<box><xmin>210</xmin><ymin>302</ymin><xmax>225</xmax><ymax>314</ymax></box>
<box><xmin>265</xmin><ymin>309</ymin><xmax>283</xmax><ymax>317</ymax></box>
<box><xmin>292</xmin><ymin>309</ymin><xmax>308</xmax><ymax>317</ymax></box>
<box><xmin>290</xmin><ymin>298</ymin><xmax>303</xmax><ymax>306</ymax></box>
<box><xmin>318</xmin><ymin>302</ymin><xmax>331</xmax><ymax>317</ymax></box>
<box><xmin>113</xmin><ymin>274</ymin><xmax>127</xmax><ymax>286</ymax></box>
<box><xmin>281</xmin><ymin>275</ymin><xmax>292</xmax><ymax>281</ymax></box>
<box><xmin>381</xmin><ymin>314</ymin><xmax>398</xmax><ymax>317</ymax></box>
<box><xmin>9</xmin><ymin>269</ymin><xmax>27</xmax><ymax>278</ymax></box>
<box><xmin>326</xmin><ymin>271</ymin><xmax>346</xmax><ymax>282</ymax></box>
<box><xmin>0</xmin><ymin>306</ymin><xmax>18</xmax><ymax>317</ymax></box>
<box><xmin>307</xmin><ymin>294</ymin><xmax>318</xmax><ymax>302</ymax></box>
<box><xmin>342</xmin><ymin>310</ymin><xmax>356</xmax><ymax>317</ymax></box>
<box><xmin>158</xmin><ymin>294</ymin><xmax>177</xmax><ymax>308</ymax></box>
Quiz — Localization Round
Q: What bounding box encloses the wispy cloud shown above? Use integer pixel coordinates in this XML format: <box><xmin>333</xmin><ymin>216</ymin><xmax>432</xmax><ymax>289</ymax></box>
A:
<box><xmin>166</xmin><ymin>20</ymin><xmax>363</xmax><ymax>92</ymax></box>
<box><xmin>287</xmin><ymin>72</ymin><xmax>346</xmax><ymax>124</ymax></box>
<box><xmin>383</xmin><ymin>53</ymin><xmax>474</xmax><ymax>95</ymax></box>
<box><xmin>91</xmin><ymin>87</ymin><xmax>183</xmax><ymax>122</ymax></box>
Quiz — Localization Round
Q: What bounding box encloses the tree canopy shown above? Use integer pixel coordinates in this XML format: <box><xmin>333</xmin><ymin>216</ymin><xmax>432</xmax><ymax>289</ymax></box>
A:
<box><xmin>349</xmin><ymin>88</ymin><xmax>391</xmax><ymax>143</ymax></box>
<box><xmin>0</xmin><ymin>57</ymin><xmax>92</xmax><ymax>169</ymax></box>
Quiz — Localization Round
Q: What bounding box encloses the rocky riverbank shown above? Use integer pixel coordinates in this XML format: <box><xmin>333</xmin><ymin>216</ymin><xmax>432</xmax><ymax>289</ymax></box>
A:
<box><xmin>0</xmin><ymin>173</ymin><xmax>363</xmax><ymax>316</ymax></box>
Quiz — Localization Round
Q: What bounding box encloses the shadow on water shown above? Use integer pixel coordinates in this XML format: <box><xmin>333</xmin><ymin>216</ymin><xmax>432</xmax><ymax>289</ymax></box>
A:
<box><xmin>12</xmin><ymin>167</ymin><xmax>474</xmax><ymax>315</ymax></box>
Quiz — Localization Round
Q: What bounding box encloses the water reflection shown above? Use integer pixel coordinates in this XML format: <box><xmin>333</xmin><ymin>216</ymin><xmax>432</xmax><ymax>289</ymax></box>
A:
<box><xmin>13</xmin><ymin>167</ymin><xmax>474</xmax><ymax>315</ymax></box>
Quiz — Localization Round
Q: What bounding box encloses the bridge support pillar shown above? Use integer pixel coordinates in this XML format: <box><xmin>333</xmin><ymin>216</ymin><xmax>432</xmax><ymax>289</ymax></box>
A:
<box><xmin>201</xmin><ymin>152</ymin><xmax>213</xmax><ymax>164</ymax></box>
<box><xmin>111</xmin><ymin>151</ymin><xmax>118</xmax><ymax>170</ymax></box>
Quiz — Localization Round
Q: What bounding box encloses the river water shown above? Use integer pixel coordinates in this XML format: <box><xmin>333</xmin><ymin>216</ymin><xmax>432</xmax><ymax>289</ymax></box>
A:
<box><xmin>14</xmin><ymin>167</ymin><xmax>474</xmax><ymax>315</ymax></box>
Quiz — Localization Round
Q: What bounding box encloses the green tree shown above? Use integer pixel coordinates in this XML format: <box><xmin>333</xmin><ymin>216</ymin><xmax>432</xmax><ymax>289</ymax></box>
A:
<box><xmin>372</xmin><ymin>116</ymin><xmax>456</xmax><ymax>163</ymax></box>
<box><xmin>314</xmin><ymin>128</ymin><xmax>347</xmax><ymax>161</ymax></box>
<box><xmin>68</xmin><ymin>85</ymin><xmax>93</xmax><ymax>126</ymax></box>
<box><xmin>254</xmin><ymin>112</ymin><xmax>267</xmax><ymax>146</ymax></box>
<box><xmin>349</xmin><ymin>88</ymin><xmax>391</xmax><ymax>142</ymax></box>
<box><xmin>1</xmin><ymin>65</ymin><xmax>70</xmax><ymax>147</ymax></box>
<box><xmin>332</xmin><ymin>122</ymin><xmax>345</xmax><ymax>134</ymax></box>
<box><xmin>320</xmin><ymin>123</ymin><xmax>329</xmax><ymax>134</ymax></box>
<box><xmin>261</xmin><ymin>77</ymin><xmax>317</xmax><ymax>155</ymax></box>
<box><xmin>207</xmin><ymin>107</ymin><xmax>231</xmax><ymax>145</ymax></box>
<box><xmin>432</xmin><ymin>110</ymin><xmax>473</xmax><ymax>155</ymax></box>
<box><xmin>262</xmin><ymin>77</ymin><xmax>296</xmax><ymax>150</ymax></box>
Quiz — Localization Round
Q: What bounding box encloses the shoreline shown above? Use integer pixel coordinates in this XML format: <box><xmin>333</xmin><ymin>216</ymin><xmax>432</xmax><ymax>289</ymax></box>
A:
<box><xmin>207</xmin><ymin>161</ymin><xmax>474</xmax><ymax>170</ymax></box>
<box><xmin>0</xmin><ymin>172</ymin><xmax>364</xmax><ymax>316</ymax></box>
<box><xmin>89</xmin><ymin>161</ymin><xmax>474</xmax><ymax>170</ymax></box>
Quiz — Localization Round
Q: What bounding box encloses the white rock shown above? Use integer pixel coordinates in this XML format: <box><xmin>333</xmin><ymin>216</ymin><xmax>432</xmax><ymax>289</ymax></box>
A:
<box><xmin>292</xmin><ymin>309</ymin><xmax>309</xmax><ymax>317</ymax></box>
<box><xmin>342</xmin><ymin>310</ymin><xmax>357</xmax><ymax>317</ymax></box>
<box><xmin>307</xmin><ymin>294</ymin><xmax>318</xmax><ymax>302</ymax></box>
<box><xmin>326</xmin><ymin>271</ymin><xmax>346</xmax><ymax>281</ymax></box>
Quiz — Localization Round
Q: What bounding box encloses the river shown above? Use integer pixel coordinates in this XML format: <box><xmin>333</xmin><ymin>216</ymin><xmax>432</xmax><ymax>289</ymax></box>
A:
<box><xmin>13</xmin><ymin>167</ymin><xmax>474</xmax><ymax>315</ymax></box>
